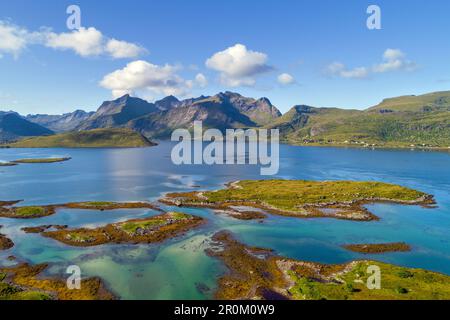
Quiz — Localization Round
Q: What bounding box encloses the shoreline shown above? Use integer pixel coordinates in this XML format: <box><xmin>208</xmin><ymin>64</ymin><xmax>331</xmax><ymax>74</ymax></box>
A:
<box><xmin>206</xmin><ymin>231</ymin><xmax>450</xmax><ymax>300</ymax></box>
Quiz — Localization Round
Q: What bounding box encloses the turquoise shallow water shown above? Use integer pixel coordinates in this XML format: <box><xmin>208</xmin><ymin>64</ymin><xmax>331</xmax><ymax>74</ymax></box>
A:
<box><xmin>0</xmin><ymin>142</ymin><xmax>449</xmax><ymax>299</ymax></box>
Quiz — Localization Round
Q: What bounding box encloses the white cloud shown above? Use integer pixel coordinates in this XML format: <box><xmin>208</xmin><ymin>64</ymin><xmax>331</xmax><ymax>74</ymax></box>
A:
<box><xmin>45</xmin><ymin>27</ymin><xmax>104</xmax><ymax>57</ymax></box>
<box><xmin>325</xmin><ymin>62</ymin><xmax>369</xmax><ymax>79</ymax></box>
<box><xmin>0</xmin><ymin>21</ymin><xmax>43</xmax><ymax>58</ymax></box>
<box><xmin>277</xmin><ymin>73</ymin><xmax>295</xmax><ymax>85</ymax></box>
<box><xmin>0</xmin><ymin>20</ymin><xmax>146</xmax><ymax>59</ymax></box>
<box><xmin>195</xmin><ymin>73</ymin><xmax>208</xmax><ymax>88</ymax></box>
<box><xmin>100</xmin><ymin>60</ymin><xmax>203</xmax><ymax>98</ymax></box>
<box><xmin>373</xmin><ymin>48</ymin><xmax>416</xmax><ymax>73</ymax></box>
<box><xmin>326</xmin><ymin>49</ymin><xmax>415</xmax><ymax>79</ymax></box>
<box><xmin>205</xmin><ymin>43</ymin><xmax>272</xmax><ymax>87</ymax></box>
<box><xmin>106</xmin><ymin>39</ymin><xmax>147</xmax><ymax>59</ymax></box>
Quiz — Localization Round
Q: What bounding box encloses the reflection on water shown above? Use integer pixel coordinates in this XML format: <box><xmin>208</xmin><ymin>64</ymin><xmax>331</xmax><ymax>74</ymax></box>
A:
<box><xmin>0</xmin><ymin>142</ymin><xmax>449</xmax><ymax>299</ymax></box>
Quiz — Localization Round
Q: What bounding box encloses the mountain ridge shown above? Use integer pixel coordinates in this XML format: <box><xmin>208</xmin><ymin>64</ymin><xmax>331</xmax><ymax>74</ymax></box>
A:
<box><xmin>4</xmin><ymin>89</ymin><xmax>450</xmax><ymax>148</ymax></box>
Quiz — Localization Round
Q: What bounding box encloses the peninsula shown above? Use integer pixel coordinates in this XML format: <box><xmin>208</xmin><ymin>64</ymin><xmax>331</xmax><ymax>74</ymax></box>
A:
<box><xmin>4</xmin><ymin>128</ymin><xmax>156</xmax><ymax>148</ymax></box>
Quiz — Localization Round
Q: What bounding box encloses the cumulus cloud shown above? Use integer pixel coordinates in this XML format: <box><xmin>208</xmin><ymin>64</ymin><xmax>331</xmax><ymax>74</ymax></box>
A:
<box><xmin>0</xmin><ymin>20</ymin><xmax>146</xmax><ymax>59</ymax></box>
<box><xmin>106</xmin><ymin>39</ymin><xmax>147</xmax><ymax>59</ymax></box>
<box><xmin>0</xmin><ymin>21</ymin><xmax>43</xmax><ymax>58</ymax></box>
<box><xmin>45</xmin><ymin>27</ymin><xmax>104</xmax><ymax>57</ymax></box>
<box><xmin>325</xmin><ymin>49</ymin><xmax>415</xmax><ymax>79</ymax></box>
<box><xmin>373</xmin><ymin>48</ymin><xmax>416</xmax><ymax>73</ymax></box>
<box><xmin>100</xmin><ymin>60</ymin><xmax>204</xmax><ymax>98</ymax></box>
<box><xmin>277</xmin><ymin>73</ymin><xmax>295</xmax><ymax>85</ymax></box>
<box><xmin>205</xmin><ymin>43</ymin><xmax>272</xmax><ymax>87</ymax></box>
<box><xmin>45</xmin><ymin>27</ymin><xmax>146</xmax><ymax>58</ymax></box>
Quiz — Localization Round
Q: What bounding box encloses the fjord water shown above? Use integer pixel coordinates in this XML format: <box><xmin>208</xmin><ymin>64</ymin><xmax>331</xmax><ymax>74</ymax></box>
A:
<box><xmin>0</xmin><ymin>142</ymin><xmax>449</xmax><ymax>299</ymax></box>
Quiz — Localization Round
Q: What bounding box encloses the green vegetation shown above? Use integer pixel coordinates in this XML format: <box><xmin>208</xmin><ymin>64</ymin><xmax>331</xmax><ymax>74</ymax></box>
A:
<box><xmin>0</xmin><ymin>264</ymin><xmax>115</xmax><ymax>300</ymax></box>
<box><xmin>288</xmin><ymin>260</ymin><xmax>450</xmax><ymax>300</ymax></box>
<box><xmin>65</xmin><ymin>231</ymin><xmax>96</xmax><ymax>243</ymax></box>
<box><xmin>120</xmin><ymin>219</ymin><xmax>166</xmax><ymax>234</ymax></box>
<box><xmin>209</xmin><ymin>231</ymin><xmax>450</xmax><ymax>300</ymax></box>
<box><xmin>164</xmin><ymin>180</ymin><xmax>432</xmax><ymax>221</ymax></box>
<box><xmin>41</xmin><ymin>212</ymin><xmax>204</xmax><ymax>247</ymax></box>
<box><xmin>203</xmin><ymin>180</ymin><xmax>426</xmax><ymax>209</ymax></box>
<box><xmin>5</xmin><ymin>128</ymin><xmax>156</xmax><ymax>148</ymax></box>
<box><xmin>12</xmin><ymin>157</ymin><xmax>71</xmax><ymax>164</ymax></box>
<box><xmin>15</xmin><ymin>206</ymin><xmax>46</xmax><ymax>217</ymax></box>
<box><xmin>0</xmin><ymin>201</ymin><xmax>157</xmax><ymax>219</ymax></box>
<box><xmin>269</xmin><ymin>91</ymin><xmax>450</xmax><ymax>149</ymax></box>
<box><xmin>343</xmin><ymin>242</ymin><xmax>411</xmax><ymax>254</ymax></box>
<box><xmin>0</xmin><ymin>271</ymin><xmax>51</xmax><ymax>300</ymax></box>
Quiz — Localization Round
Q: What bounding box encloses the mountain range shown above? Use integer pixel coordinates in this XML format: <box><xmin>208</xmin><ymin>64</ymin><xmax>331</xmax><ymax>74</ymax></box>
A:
<box><xmin>1</xmin><ymin>90</ymin><xmax>450</xmax><ymax>148</ymax></box>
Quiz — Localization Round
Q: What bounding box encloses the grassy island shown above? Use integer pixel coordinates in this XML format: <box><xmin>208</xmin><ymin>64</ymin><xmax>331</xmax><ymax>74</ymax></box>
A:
<box><xmin>40</xmin><ymin>212</ymin><xmax>204</xmax><ymax>247</ymax></box>
<box><xmin>343</xmin><ymin>242</ymin><xmax>412</xmax><ymax>254</ymax></box>
<box><xmin>5</xmin><ymin>128</ymin><xmax>156</xmax><ymax>148</ymax></box>
<box><xmin>207</xmin><ymin>231</ymin><xmax>450</xmax><ymax>300</ymax></box>
<box><xmin>161</xmin><ymin>180</ymin><xmax>434</xmax><ymax>221</ymax></box>
<box><xmin>12</xmin><ymin>157</ymin><xmax>71</xmax><ymax>164</ymax></box>
<box><xmin>0</xmin><ymin>201</ymin><xmax>159</xmax><ymax>219</ymax></box>
<box><xmin>0</xmin><ymin>263</ymin><xmax>114</xmax><ymax>300</ymax></box>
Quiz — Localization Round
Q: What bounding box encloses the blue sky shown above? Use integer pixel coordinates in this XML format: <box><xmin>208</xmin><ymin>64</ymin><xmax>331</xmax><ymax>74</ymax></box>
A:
<box><xmin>0</xmin><ymin>0</ymin><xmax>449</xmax><ymax>115</ymax></box>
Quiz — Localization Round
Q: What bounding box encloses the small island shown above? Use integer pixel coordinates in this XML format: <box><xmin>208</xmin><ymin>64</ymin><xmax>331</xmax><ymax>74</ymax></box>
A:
<box><xmin>207</xmin><ymin>231</ymin><xmax>450</xmax><ymax>300</ymax></box>
<box><xmin>0</xmin><ymin>201</ymin><xmax>160</xmax><ymax>219</ymax></box>
<box><xmin>0</xmin><ymin>226</ymin><xmax>14</xmax><ymax>250</ymax></box>
<box><xmin>0</xmin><ymin>162</ymin><xmax>17</xmax><ymax>167</ymax></box>
<box><xmin>39</xmin><ymin>212</ymin><xmax>204</xmax><ymax>247</ymax></box>
<box><xmin>0</xmin><ymin>263</ymin><xmax>115</xmax><ymax>300</ymax></box>
<box><xmin>4</xmin><ymin>128</ymin><xmax>156</xmax><ymax>148</ymax></box>
<box><xmin>11</xmin><ymin>157</ymin><xmax>71</xmax><ymax>164</ymax></box>
<box><xmin>161</xmin><ymin>180</ymin><xmax>435</xmax><ymax>221</ymax></box>
<box><xmin>343</xmin><ymin>242</ymin><xmax>412</xmax><ymax>254</ymax></box>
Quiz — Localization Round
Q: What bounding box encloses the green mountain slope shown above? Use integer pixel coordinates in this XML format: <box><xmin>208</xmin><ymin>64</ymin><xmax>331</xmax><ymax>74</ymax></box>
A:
<box><xmin>270</xmin><ymin>91</ymin><xmax>450</xmax><ymax>149</ymax></box>
<box><xmin>5</xmin><ymin>128</ymin><xmax>156</xmax><ymax>148</ymax></box>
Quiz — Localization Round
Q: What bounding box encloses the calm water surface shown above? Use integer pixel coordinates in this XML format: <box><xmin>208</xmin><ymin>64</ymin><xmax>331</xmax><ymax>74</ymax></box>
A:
<box><xmin>0</xmin><ymin>142</ymin><xmax>449</xmax><ymax>299</ymax></box>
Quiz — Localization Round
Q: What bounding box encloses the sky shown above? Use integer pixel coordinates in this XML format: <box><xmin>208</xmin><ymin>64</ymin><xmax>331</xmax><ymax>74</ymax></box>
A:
<box><xmin>0</xmin><ymin>0</ymin><xmax>449</xmax><ymax>115</ymax></box>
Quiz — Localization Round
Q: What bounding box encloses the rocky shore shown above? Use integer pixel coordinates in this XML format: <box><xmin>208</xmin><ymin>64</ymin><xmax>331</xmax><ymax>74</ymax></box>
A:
<box><xmin>207</xmin><ymin>231</ymin><xmax>450</xmax><ymax>300</ymax></box>
<box><xmin>39</xmin><ymin>212</ymin><xmax>204</xmax><ymax>247</ymax></box>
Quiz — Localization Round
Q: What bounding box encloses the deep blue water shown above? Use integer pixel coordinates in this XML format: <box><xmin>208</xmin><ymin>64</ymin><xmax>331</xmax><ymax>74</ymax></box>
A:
<box><xmin>0</xmin><ymin>142</ymin><xmax>449</xmax><ymax>299</ymax></box>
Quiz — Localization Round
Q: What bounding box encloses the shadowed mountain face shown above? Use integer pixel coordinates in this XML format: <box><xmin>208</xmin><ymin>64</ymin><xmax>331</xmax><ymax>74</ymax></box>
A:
<box><xmin>77</xmin><ymin>95</ymin><xmax>158</xmax><ymax>130</ymax></box>
<box><xmin>127</xmin><ymin>92</ymin><xmax>282</xmax><ymax>138</ymax></box>
<box><xmin>26</xmin><ymin>110</ymin><xmax>95</xmax><ymax>133</ymax></box>
<box><xmin>65</xmin><ymin>92</ymin><xmax>282</xmax><ymax>138</ymax></box>
<box><xmin>0</xmin><ymin>111</ymin><xmax>53</xmax><ymax>142</ymax></box>
<box><xmin>128</xmin><ymin>97</ymin><xmax>257</xmax><ymax>138</ymax></box>
<box><xmin>269</xmin><ymin>91</ymin><xmax>450</xmax><ymax>148</ymax></box>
